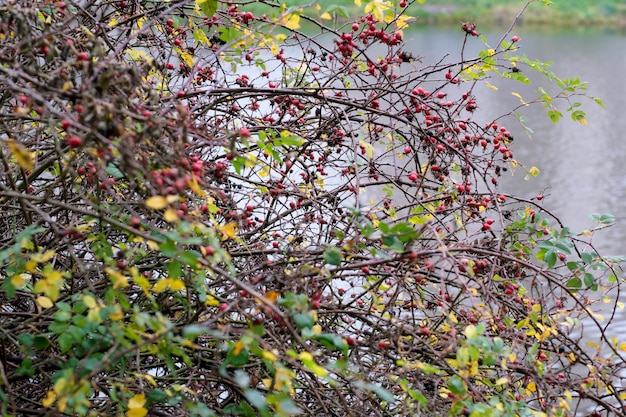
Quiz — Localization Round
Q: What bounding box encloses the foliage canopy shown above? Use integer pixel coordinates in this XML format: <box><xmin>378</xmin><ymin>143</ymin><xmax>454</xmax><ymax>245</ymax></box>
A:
<box><xmin>0</xmin><ymin>1</ymin><xmax>623</xmax><ymax>416</ymax></box>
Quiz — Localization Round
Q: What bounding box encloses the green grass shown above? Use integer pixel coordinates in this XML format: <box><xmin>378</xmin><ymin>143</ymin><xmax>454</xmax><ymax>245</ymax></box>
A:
<box><xmin>270</xmin><ymin>0</ymin><xmax>626</xmax><ymax>29</ymax></box>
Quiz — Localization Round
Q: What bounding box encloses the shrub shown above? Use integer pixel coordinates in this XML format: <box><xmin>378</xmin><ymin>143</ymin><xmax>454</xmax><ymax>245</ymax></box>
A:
<box><xmin>0</xmin><ymin>1</ymin><xmax>622</xmax><ymax>416</ymax></box>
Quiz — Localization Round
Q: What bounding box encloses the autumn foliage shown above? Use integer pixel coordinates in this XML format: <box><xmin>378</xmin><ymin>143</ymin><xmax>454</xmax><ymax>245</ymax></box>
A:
<box><xmin>0</xmin><ymin>0</ymin><xmax>624</xmax><ymax>416</ymax></box>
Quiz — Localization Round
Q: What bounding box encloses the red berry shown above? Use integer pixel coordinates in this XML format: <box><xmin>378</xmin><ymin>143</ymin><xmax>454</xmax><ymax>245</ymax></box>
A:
<box><xmin>77</xmin><ymin>51</ymin><xmax>90</xmax><ymax>61</ymax></box>
<box><xmin>351</xmin><ymin>23</ymin><xmax>359</xmax><ymax>31</ymax></box>
<box><xmin>239</xmin><ymin>127</ymin><xmax>250</xmax><ymax>137</ymax></box>
<box><xmin>403</xmin><ymin>146</ymin><xmax>411</xmax><ymax>154</ymax></box>
<box><xmin>66</xmin><ymin>136</ymin><xmax>82</xmax><ymax>148</ymax></box>
<box><xmin>536</xmin><ymin>194</ymin><xmax>543</xmax><ymax>201</ymax></box>
<box><xmin>408</xmin><ymin>171</ymin><xmax>419</xmax><ymax>182</ymax></box>
<box><xmin>129</xmin><ymin>216</ymin><xmax>141</xmax><ymax>228</ymax></box>
<box><xmin>61</xmin><ymin>119</ymin><xmax>71</xmax><ymax>130</ymax></box>
<box><xmin>511</xmin><ymin>36</ymin><xmax>520</xmax><ymax>43</ymax></box>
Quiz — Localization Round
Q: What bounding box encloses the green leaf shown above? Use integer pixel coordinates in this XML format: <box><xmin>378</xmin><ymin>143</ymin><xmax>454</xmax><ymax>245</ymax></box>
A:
<box><xmin>323</xmin><ymin>246</ymin><xmax>342</xmax><ymax>266</ymax></box>
<box><xmin>226</xmin><ymin>345</ymin><xmax>250</xmax><ymax>367</ymax></box>
<box><xmin>278</xmin><ymin>292</ymin><xmax>309</xmax><ymax>310</ymax></box>
<box><xmin>105</xmin><ymin>163</ymin><xmax>124</xmax><ymax>179</ymax></box>
<box><xmin>566</xmin><ymin>277</ymin><xmax>582</xmax><ymax>290</ymax></box>
<box><xmin>352</xmin><ymin>380</ymin><xmax>394</xmax><ymax>402</ymax></box>
<box><xmin>448</xmin><ymin>376</ymin><xmax>467</xmax><ymax>395</ymax></box>
<box><xmin>166</xmin><ymin>259</ymin><xmax>182</xmax><ymax>279</ymax></box>
<box><xmin>315</xmin><ymin>333</ymin><xmax>348</xmax><ymax>354</ymax></box>
<box><xmin>183</xmin><ymin>324</ymin><xmax>207</xmax><ymax>340</ymax></box>
<box><xmin>16</xmin><ymin>357</ymin><xmax>34</xmax><ymax>377</ymax></box>
<box><xmin>33</xmin><ymin>335</ymin><xmax>51</xmax><ymax>350</ymax></box>
<box><xmin>583</xmin><ymin>273</ymin><xmax>596</xmax><ymax>289</ymax></box>
<box><xmin>147</xmin><ymin>388</ymin><xmax>169</xmax><ymax>404</ymax></box>
<box><xmin>197</xmin><ymin>0</ymin><xmax>218</xmax><ymax>17</ymax></box>
<box><xmin>58</xmin><ymin>332</ymin><xmax>74</xmax><ymax>352</ymax></box>
<box><xmin>293</xmin><ymin>312</ymin><xmax>314</xmax><ymax>330</ymax></box>
<box><xmin>547</xmin><ymin>109</ymin><xmax>562</xmax><ymax>123</ymax></box>
<box><xmin>381</xmin><ymin>235</ymin><xmax>405</xmax><ymax>253</ymax></box>
<box><xmin>18</xmin><ymin>333</ymin><xmax>34</xmax><ymax>347</ymax></box>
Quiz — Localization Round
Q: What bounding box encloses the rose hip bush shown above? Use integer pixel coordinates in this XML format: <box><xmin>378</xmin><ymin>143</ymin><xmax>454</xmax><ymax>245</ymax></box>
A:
<box><xmin>0</xmin><ymin>0</ymin><xmax>624</xmax><ymax>416</ymax></box>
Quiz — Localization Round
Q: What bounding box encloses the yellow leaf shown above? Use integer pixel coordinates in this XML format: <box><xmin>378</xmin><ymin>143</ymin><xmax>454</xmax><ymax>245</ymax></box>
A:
<box><xmin>320</xmin><ymin>12</ymin><xmax>331</xmax><ymax>20</ymax></box>
<box><xmin>109</xmin><ymin>306</ymin><xmax>124</xmax><ymax>321</ymax></box>
<box><xmin>281</xmin><ymin>13</ymin><xmax>301</xmax><ymax>30</ymax></box>
<box><xmin>7</xmin><ymin>139</ymin><xmax>34</xmax><ymax>170</ymax></box>
<box><xmin>186</xmin><ymin>176</ymin><xmax>205</xmax><ymax>196</ymax></box>
<box><xmin>146</xmin><ymin>196</ymin><xmax>168</xmax><ymax>210</ymax></box>
<box><xmin>233</xmin><ymin>340</ymin><xmax>245</xmax><ymax>356</ymax></box>
<box><xmin>578</xmin><ymin>118</ymin><xmax>587</xmax><ymax>125</ymax></box>
<box><xmin>511</xmin><ymin>91</ymin><xmax>528</xmax><ymax>105</ymax></box>
<box><xmin>105</xmin><ymin>267</ymin><xmax>129</xmax><ymax>289</ymax></box>
<box><xmin>485</xmin><ymin>82</ymin><xmax>498</xmax><ymax>91</ymax></box>
<box><xmin>11</xmin><ymin>274</ymin><xmax>26</xmax><ymax>287</ymax></box>
<box><xmin>264</xmin><ymin>291</ymin><xmax>281</xmax><ymax>303</ymax></box>
<box><xmin>153</xmin><ymin>279</ymin><xmax>170</xmax><ymax>293</ymax></box>
<box><xmin>42</xmin><ymin>391</ymin><xmax>56</xmax><ymax>407</ymax></box>
<box><xmin>163</xmin><ymin>208</ymin><xmax>179</xmax><ymax>222</ymax></box>
<box><xmin>127</xmin><ymin>394</ymin><xmax>148</xmax><ymax>417</ymax></box>
<box><xmin>175</xmin><ymin>47</ymin><xmax>194</xmax><ymax>67</ymax></box>
<box><xmin>83</xmin><ymin>295</ymin><xmax>97</xmax><ymax>309</ymax></box>
<box><xmin>108</xmin><ymin>18</ymin><xmax>118</xmax><ymax>27</ymax></box>
<box><xmin>258</xmin><ymin>165</ymin><xmax>270</xmax><ymax>177</ymax></box>
<box><xmin>262</xmin><ymin>350</ymin><xmax>277</xmax><ymax>361</ymax></box>
<box><xmin>354</xmin><ymin>0</ymin><xmax>361</xmax><ymax>6</ymax></box>
<box><xmin>526</xmin><ymin>381</ymin><xmax>536</xmax><ymax>392</ymax></box>
<box><xmin>128</xmin><ymin>394</ymin><xmax>146</xmax><ymax>409</ymax></box>
<box><xmin>218</xmin><ymin>222</ymin><xmax>238</xmax><ymax>240</ymax></box>
<box><xmin>193</xmin><ymin>26</ymin><xmax>210</xmax><ymax>45</ymax></box>
<box><xmin>169</xmin><ymin>279</ymin><xmax>185</xmax><ymax>291</ymax></box>
<box><xmin>36</xmin><ymin>296</ymin><xmax>53</xmax><ymax>308</ymax></box>
<box><xmin>359</xmin><ymin>140</ymin><xmax>375</xmax><ymax>159</ymax></box>
<box><xmin>586</xmin><ymin>341</ymin><xmax>597</xmax><ymax>348</ymax></box>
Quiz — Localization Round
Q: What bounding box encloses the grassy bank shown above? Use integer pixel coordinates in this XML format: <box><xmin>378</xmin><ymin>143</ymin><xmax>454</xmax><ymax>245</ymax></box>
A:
<box><xmin>413</xmin><ymin>0</ymin><xmax>626</xmax><ymax>28</ymax></box>
<box><xmin>273</xmin><ymin>0</ymin><xmax>626</xmax><ymax>29</ymax></box>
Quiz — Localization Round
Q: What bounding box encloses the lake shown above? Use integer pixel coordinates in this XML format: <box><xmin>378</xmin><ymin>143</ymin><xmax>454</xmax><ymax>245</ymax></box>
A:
<box><xmin>404</xmin><ymin>25</ymin><xmax>626</xmax><ymax>256</ymax></box>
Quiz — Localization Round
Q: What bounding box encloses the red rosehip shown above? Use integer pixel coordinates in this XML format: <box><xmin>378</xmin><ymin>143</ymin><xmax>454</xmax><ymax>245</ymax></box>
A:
<box><xmin>66</xmin><ymin>136</ymin><xmax>82</xmax><ymax>148</ymax></box>
<box><xmin>77</xmin><ymin>51</ymin><xmax>90</xmax><ymax>61</ymax></box>
<box><xmin>408</xmin><ymin>171</ymin><xmax>419</xmax><ymax>182</ymax></box>
<box><xmin>511</xmin><ymin>35</ymin><xmax>520</xmax><ymax>43</ymax></box>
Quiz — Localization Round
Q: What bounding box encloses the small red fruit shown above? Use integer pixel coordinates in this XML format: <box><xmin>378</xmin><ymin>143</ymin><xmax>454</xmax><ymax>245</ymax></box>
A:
<box><xmin>511</xmin><ymin>35</ymin><xmax>520</xmax><ymax>43</ymax></box>
<box><xmin>77</xmin><ymin>51</ymin><xmax>90</xmax><ymax>61</ymax></box>
<box><xmin>66</xmin><ymin>136</ymin><xmax>82</xmax><ymax>148</ymax></box>
<box><xmin>536</xmin><ymin>194</ymin><xmax>543</xmax><ymax>201</ymax></box>
<box><xmin>408</xmin><ymin>171</ymin><xmax>419</xmax><ymax>182</ymax></box>
<box><xmin>351</xmin><ymin>23</ymin><xmax>359</xmax><ymax>31</ymax></box>
<box><xmin>239</xmin><ymin>127</ymin><xmax>250</xmax><ymax>137</ymax></box>
<box><xmin>129</xmin><ymin>216</ymin><xmax>141</xmax><ymax>228</ymax></box>
<box><xmin>61</xmin><ymin>119</ymin><xmax>71</xmax><ymax>130</ymax></box>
